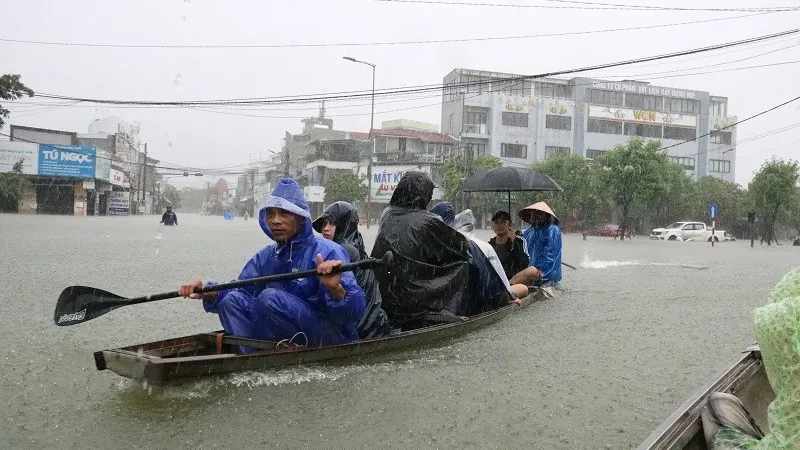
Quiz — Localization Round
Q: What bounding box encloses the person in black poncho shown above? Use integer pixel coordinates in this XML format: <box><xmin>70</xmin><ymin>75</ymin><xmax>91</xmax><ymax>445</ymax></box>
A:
<box><xmin>370</xmin><ymin>171</ymin><xmax>471</xmax><ymax>330</ymax></box>
<box><xmin>313</xmin><ymin>201</ymin><xmax>391</xmax><ymax>339</ymax></box>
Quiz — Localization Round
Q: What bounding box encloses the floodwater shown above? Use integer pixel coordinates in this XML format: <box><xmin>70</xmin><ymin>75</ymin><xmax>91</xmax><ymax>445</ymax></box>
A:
<box><xmin>0</xmin><ymin>213</ymin><xmax>796</xmax><ymax>449</ymax></box>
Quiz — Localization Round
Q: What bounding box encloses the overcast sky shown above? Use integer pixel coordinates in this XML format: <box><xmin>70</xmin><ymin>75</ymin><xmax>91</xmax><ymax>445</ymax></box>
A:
<box><xmin>2</xmin><ymin>0</ymin><xmax>798</xmax><ymax>189</ymax></box>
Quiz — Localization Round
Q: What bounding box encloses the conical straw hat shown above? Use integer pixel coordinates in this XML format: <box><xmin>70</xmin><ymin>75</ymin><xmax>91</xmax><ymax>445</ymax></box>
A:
<box><xmin>518</xmin><ymin>201</ymin><xmax>559</xmax><ymax>224</ymax></box>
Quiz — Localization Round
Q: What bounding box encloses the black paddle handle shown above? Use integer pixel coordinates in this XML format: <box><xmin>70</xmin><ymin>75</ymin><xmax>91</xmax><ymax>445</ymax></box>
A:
<box><xmin>124</xmin><ymin>252</ymin><xmax>393</xmax><ymax>305</ymax></box>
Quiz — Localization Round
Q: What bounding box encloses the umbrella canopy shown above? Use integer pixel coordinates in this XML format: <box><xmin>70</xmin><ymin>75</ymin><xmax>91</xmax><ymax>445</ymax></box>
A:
<box><xmin>460</xmin><ymin>167</ymin><xmax>563</xmax><ymax>193</ymax></box>
<box><xmin>459</xmin><ymin>166</ymin><xmax>563</xmax><ymax>215</ymax></box>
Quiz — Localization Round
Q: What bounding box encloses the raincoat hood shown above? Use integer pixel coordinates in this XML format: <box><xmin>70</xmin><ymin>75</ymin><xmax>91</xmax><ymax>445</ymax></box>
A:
<box><xmin>258</xmin><ymin>178</ymin><xmax>313</xmax><ymax>242</ymax></box>
<box><xmin>389</xmin><ymin>170</ymin><xmax>434</xmax><ymax>210</ymax></box>
<box><xmin>430</xmin><ymin>201</ymin><xmax>456</xmax><ymax>227</ymax></box>
<box><xmin>313</xmin><ymin>201</ymin><xmax>364</xmax><ymax>251</ymax></box>
<box><xmin>453</xmin><ymin>209</ymin><xmax>476</xmax><ymax>234</ymax></box>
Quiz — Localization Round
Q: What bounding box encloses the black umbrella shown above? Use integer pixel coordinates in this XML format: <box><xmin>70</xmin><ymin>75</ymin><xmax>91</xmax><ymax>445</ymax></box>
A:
<box><xmin>459</xmin><ymin>166</ymin><xmax>563</xmax><ymax>215</ymax></box>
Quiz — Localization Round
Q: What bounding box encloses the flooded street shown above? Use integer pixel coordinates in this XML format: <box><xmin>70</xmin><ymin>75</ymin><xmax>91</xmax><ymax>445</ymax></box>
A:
<box><xmin>1</xmin><ymin>213</ymin><xmax>796</xmax><ymax>450</ymax></box>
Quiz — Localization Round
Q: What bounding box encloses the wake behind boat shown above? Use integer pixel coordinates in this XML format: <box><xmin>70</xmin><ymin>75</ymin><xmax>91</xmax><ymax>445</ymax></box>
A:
<box><xmin>94</xmin><ymin>287</ymin><xmax>554</xmax><ymax>386</ymax></box>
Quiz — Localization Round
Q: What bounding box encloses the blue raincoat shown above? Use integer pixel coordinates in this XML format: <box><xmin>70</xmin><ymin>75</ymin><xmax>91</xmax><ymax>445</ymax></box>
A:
<box><xmin>202</xmin><ymin>179</ymin><xmax>366</xmax><ymax>349</ymax></box>
<box><xmin>522</xmin><ymin>223</ymin><xmax>563</xmax><ymax>284</ymax></box>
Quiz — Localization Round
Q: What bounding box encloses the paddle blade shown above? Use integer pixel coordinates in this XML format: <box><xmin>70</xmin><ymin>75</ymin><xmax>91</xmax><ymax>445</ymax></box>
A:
<box><xmin>54</xmin><ymin>286</ymin><xmax>127</xmax><ymax>326</ymax></box>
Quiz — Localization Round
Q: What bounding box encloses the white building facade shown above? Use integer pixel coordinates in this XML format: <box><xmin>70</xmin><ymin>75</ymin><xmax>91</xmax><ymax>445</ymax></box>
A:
<box><xmin>441</xmin><ymin>69</ymin><xmax>736</xmax><ymax>182</ymax></box>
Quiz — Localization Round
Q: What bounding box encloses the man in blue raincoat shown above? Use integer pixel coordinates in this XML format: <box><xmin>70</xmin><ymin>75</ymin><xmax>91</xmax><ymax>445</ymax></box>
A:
<box><xmin>518</xmin><ymin>201</ymin><xmax>562</xmax><ymax>286</ymax></box>
<box><xmin>178</xmin><ymin>178</ymin><xmax>366</xmax><ymax>349</ymax></box>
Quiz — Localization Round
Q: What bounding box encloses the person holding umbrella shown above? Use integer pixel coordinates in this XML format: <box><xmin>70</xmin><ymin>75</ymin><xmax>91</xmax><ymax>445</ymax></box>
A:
<box><xmin>518</xmin><ymin>201</ymin><xmax>563</xmax><ymax>287</ymax></box>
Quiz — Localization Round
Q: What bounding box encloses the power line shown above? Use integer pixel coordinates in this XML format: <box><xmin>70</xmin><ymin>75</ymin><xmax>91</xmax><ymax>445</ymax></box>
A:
<box><xmin>0</xmin><ymin>11</ymin><xmax>777</xmax><ymax>50</ymax></box>
<box><xmin>374</xmin><ymin>0</ymin><xmax>800</xmax><ymax>12</ymax></box>
<box><xmin>659</xmin><ymin>95</ymin><xmax>800</xmax><ymax>151</ymax></box>
<box><xmin>34</xmin><ymin>29</ymin><xmax>800</xmax><ymax>107</ymax></box>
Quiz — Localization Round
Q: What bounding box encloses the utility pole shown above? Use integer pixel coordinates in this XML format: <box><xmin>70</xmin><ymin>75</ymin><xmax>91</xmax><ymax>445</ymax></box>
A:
<box><xmin>141</xmin><ymin>143</ymin><xmax>148</xmax><ymax>214</ymax></box>
<box><xmin>343</xmin><ymin>56</ymin><xmax>376</xmax><ymax>228</ymax></box>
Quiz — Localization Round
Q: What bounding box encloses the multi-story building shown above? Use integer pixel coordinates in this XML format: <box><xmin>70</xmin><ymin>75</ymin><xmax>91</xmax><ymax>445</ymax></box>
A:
<box><xmin>441</xmin><ymin>69</ymin><xmax>736</xmax><ymax>182</ymax></box>
<box><xmin>301</xmin><ymin>119</ymin><xmax>454</xmax><ymax>221</ymax></box>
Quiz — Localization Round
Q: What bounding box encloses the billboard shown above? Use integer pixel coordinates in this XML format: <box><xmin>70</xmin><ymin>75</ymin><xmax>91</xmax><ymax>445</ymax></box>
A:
<box><xmin>108</xmin><ymin>191</ymin><xmax>130</xmax><ymax>216</ymax></box>
<box><xmin>38</xmin><ymin>145</ymin><xmax>96</xmax><ymax>179</ymax></box>
<box><xmin>0</xmin><ymin>141</ymin><xmax>38</xmax><ymax>175</ymax></box>
<box><xmin>588</xmin><ymin>105</ymin><xmax>697</xmax><ymax>128</ymax></box>
<box><xmin>358</xmin><ymin>165</ymin><xmax>432</xmax><ymax>201</ymax></box>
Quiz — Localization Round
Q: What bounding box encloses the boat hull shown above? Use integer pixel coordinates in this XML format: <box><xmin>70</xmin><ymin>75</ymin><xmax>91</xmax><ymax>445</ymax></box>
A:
<box><xmin>636</xmin><ymin>347</ymin><xmax>774</xmax><ymax>450</ymax></box>
<box><xmin>95</xmin><ymin>287</ymin><xmax>553</xmax><ymax>385</ymax></box>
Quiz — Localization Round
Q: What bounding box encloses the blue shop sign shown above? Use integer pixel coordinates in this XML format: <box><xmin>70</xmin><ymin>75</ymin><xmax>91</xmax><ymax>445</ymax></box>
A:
<box><xmin>38</xmin><ymin>145</ymin><xmax>96</xmax><ymax>179</ymax></box>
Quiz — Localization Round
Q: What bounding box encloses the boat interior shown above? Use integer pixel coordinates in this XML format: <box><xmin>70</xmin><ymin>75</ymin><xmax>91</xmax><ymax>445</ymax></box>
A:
<box><xmin>638</xmin><ymin>348</ymin><xmax>775</xmax><ymax>450</ymax></box>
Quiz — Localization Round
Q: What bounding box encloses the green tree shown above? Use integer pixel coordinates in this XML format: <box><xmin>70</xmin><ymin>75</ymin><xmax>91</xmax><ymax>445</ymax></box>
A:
<box><xmin>179</xmin><ymin>187</ymin><xmax>206</xmax><ymax>213</ymax></box>
<box><xmin>0</xmin><ymin>159</ymin><xmax>29</xmax><ymax>212</ymax></box>
<box><xmin>747</xmin><ymin>158</ymin><xmax>800</xmax><ymax>244</ymax></box>
<box><xmin>646</xmin><ymin>163</ymin><xmax>696</xmax><ymax>228</ymax></box>
<box><xmin>689</xmin><ymin>176</ymin><xmax>746</xmax><ymax>231</ymax></box>
<box><xmin>324</xmin><ymin>172</ymin><xmax>368</xmax><ymax>205</ymax></box>
<box><xmin>595</xmin><ymin>137</ymin><xmax>672</xmax><ymax>237</ymax></box>
<box><xmin>532</xmin><ymin>153</ymin><xmax>606</xmax><ymax>228</ymax></box>
<box><xmin>162</xmin><ymin>184</ymin><xmax>182</xmax><ymax>209</ymax></box>
<box><xmin>441</xmin><ymin>154</ymin><xmax>502</xmax><ymax>214</ymax></box>
<box><xmin>786</xmin><ymin>186</ymin><xmax>800</xmax><ymax>237</ymax></box>
<box><xmin>1</xmin><ymin>74</ymin><xmax>34</xmax><ymax>130</ymax></box>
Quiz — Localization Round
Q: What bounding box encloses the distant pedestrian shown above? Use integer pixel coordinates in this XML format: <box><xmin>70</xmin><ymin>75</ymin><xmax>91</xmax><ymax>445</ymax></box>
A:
<box><xmin>160</xmin><ymin>205</ymin><xmax>178</xmax><ymax>226</ymax></box>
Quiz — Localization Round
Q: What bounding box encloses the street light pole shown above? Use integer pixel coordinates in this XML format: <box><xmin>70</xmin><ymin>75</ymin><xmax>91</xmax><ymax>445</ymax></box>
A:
<box><xmin>344</xmin><ymin>56</ymin><xmax>376</xmax><ymax>228</ymax></box>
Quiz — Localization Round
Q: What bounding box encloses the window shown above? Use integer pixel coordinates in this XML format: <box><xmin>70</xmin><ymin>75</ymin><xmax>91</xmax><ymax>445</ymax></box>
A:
<box><xmin>624</xmin><ymin>122</ymin><xmax>663</xmax><ymax>138</ymax></box>
<box><xmin>710</xmin><ymin>131</ymin><xmax>732</xmax><ymax>145</ymax></box>
<box><xmin>545</xmin><ymin>146</ymin><xmax>570</xmax><ymax>158</ymax></box>
<box><xmin>465</xmin><ymin>142</ymin><xmax>487</xmax><ymax>157</ymax></box>
<box><xmin>536</xmin><ymin>82</ymin><xmax>572</xmax><ymax>99</ymax></box>
<box><xmin>709</xmin><ymin>159</ymin><xmax>731</xmax><ymax>173</ymax></box>
<box><xmin>710</xmin><ymin>100</ymin><xmax>727</xmax><ymax>116</ymax></box>
<box><xmin>502</xmin><ymin>111</ymin><xmax>529</xmax><ymax>127</ymax></box>
<box><xmin>669</xmin><ymin>156</ymin><xmax>696</xmax><ymax>170</ymax></box>
<box><xmin>586</xmin><ymin>149</ymin><xmax>608</xmax><ymax>160</ymax></box>
<box><xmin>663</xmin><ymin>126</ymin><xmax>696</xmax><ymax>141</ymax></box>
<box><xmin>501</xmin><ymin>143</ymin><xmax>527</xmax><ymax>159</ymax></box>
<box><xmin>666</xmin><ymin>98</ymin><xmax>699</xmax><ymax>114</ymax></box>
<box><xmin>588</xmin><ymin>89</ymin><xmax>624</xmax><ymax>106</ymax></box>
<box><xmin>624</xmin><ymin>93</ymin><xmax>643</xmax><ymax>109</ymax></box>
<box><xmin>463</xmin><ymin>110</ymin><xmax>488</xmax><ymax>134</ymax></box>
<box><xmin>545</xmin><ymin>115</ymin><xmax>572</xmax><ymax>130</ymax></box>
<box><xmin>493</xmin><ymin>78</ymin><xmax>531</xmax><ymax>96</ymax></box>
<box><xmin>587</xmin><ymin>118</ymin><xmax>622</xmax><ymax>134</ymax></box>
<box><xmin>642</xmin><ymin>95</ymin><xmax>663</xmax><ymax>111</ymax></box>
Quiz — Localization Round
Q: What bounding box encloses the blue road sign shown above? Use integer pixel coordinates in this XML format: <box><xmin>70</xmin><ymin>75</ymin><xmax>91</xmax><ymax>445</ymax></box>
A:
<box><xmin>224</xmin><ymin>211</ymin><xmax>234</xmax><ymax>221</ymax></box>
<box><xmin>708</xmin><ymin>203</ymin><xmax>719</xmax><ymax>219</ymax></box>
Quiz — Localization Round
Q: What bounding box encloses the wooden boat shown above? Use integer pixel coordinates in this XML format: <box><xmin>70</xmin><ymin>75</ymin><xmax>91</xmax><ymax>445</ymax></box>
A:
<box><xmin>636</xmin><ymin>346</ymin><xmax>774</xmax><ymax>450</ymax></box>
<box><xmin>94</xmin><ymin>286</ymin><xmax>554</xmax><ymax>385</ymax></box>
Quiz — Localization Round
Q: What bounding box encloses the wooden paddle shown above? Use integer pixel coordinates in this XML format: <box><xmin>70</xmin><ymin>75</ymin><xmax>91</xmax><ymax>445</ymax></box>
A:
<box><xmin>54</xmin><ymin>252</ymin><xmax>394</xmax><ymax>327</ymax></box>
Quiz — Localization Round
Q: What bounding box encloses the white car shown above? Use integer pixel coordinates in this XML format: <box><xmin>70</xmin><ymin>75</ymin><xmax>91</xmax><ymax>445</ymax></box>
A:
<box><xmin>650</xmin><ymin>221</ymin><xmax>724</xmax><ymax>242</ymax></box>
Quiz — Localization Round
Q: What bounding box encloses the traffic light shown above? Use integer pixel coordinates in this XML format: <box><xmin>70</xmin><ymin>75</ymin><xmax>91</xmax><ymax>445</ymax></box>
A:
<box><xmin>747</xmin><ymin>211</ymin><xmax>756</xmax><ymax>223</ymax></box>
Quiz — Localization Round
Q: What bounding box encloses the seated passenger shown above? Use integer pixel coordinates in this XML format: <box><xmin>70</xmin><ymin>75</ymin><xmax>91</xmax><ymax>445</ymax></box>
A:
<box><xmin>452</xmin><ymin>208</ymin><xmax>530</xmax><ymax>305</ymax></box>
<box><xmin>178</xmin><ymin>178</ymin><xmax>366</xmax><ymax>351</ymax></box>
<box><xmin>488</xmin><ymin>210</ymin><xmax>529</xmax><ymax>281</ymax></box>
<box><xmin>370</xmin><ymin>171</ymin><xmax>471</xmax><ymax>329</ymax></box>
<box><xmin>519</xmin><ymin>202</ymin><xmax>563</xmax><ymax>287</ymax></box>
<box><xmin>313</xmin><ymin>201</ymin><xmax>391</xmax><ymax>339</ymax></box>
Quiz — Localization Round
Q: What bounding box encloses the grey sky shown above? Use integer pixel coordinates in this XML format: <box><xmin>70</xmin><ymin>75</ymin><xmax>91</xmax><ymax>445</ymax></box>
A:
<box><xmin>2</xmin><ymin>0</ymin><xmax>798</xmax><ymax>189</ymax></box>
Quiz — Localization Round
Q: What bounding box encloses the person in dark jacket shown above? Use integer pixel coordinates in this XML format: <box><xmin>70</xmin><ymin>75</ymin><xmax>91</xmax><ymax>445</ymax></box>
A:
<box><xmin>370</xmin><ymin>171</ymin><xmax>471</xmax><ymax>329</ymax></box>
<box><xmin>160</xmin><ymin>206</ymin><xmax>178</xmax><ymax>226</ymax></box>
<box><xmin>313</xmin><ymin>201</ymin><xmax>391</xmax><ymax>339</ymax></box>
<box><xmin>488</xmin><ymin>210</ymin><xmax>529</xmax><ymax>280</ymax></box>
<box><xmin>178</xmin><ymin>179</ymin><xmax>366</xmax><ymax>351</ymax></box>
<box><xmin>432</xmin><ymin>203</ymin><xmax>524</xmax><ymax>314</ymax></box>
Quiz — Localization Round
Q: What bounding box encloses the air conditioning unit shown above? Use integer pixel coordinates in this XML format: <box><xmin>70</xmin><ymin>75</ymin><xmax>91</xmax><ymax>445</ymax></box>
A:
<box><xmin>479</xmin><ymin>124</ymin><xmax>487</xmax><ymax>134</ymax></box>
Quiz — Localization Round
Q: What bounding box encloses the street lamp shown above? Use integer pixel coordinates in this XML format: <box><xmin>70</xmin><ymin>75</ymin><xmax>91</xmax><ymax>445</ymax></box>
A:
<box><xmin>343</xmin><ymin>56</ymin><xmax>376</xmax><ymax>228</ymax></box>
